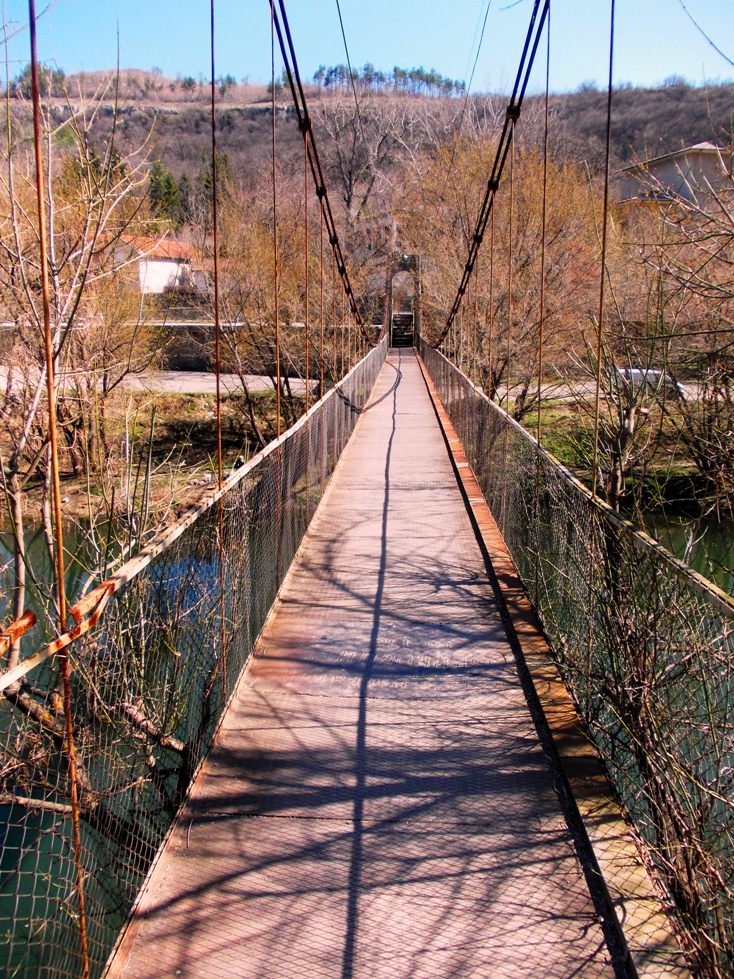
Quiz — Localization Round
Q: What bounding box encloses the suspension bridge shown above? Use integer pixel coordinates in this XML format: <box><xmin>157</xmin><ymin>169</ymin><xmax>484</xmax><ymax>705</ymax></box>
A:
<box><xmin>2</xmin><ymin>0</ymin><xmax>734</xmax><ymax>977</ymax></box>
<box><xmin>101</xmin><ymin>348</ymin><xmax>686</xmax><ymax>979</ymax></box>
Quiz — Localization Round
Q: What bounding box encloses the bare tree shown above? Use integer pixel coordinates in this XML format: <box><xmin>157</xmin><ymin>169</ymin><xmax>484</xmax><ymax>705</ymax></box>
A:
<box><xmin>397</xmin><ymin>137</ymin><xmax>600</xmax><ymax>418</ymax></box>
<box><xmin>621</xmin><ymin>154</ymin><xmax>734</xmax><ymax>514</ymax></box>
<box><xmin>0</xmin><ymin>77</ymin><xmax>156</xmax><ymax>658</ymax></box>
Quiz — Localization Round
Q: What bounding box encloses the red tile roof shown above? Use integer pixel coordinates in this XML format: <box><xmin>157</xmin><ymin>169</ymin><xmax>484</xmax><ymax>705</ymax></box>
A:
<box><xmin>124</xmin><ymin>236</ymin><xmax>200</xmax><ymax>261</ymax></box>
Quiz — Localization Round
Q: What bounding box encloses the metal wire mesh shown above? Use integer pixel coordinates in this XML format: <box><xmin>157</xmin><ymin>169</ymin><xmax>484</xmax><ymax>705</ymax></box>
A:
<box><xmin>420</xmin><ymin>339</ymin><xmax>734</xmax><ymax>976</ymax></box>
<box><xmin>0</xmin><ymin>338</ymin><xmax>386</xmax><ymax>978</ymax></box>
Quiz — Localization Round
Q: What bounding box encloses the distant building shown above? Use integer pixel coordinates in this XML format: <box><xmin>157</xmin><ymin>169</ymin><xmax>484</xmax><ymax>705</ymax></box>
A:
<box><xmin>118</xmin><ymin>236</ymin><xmax>207</xmax><ymax>295</ymax></box>
<box><xmin>616</xmin><ymin>142</ymin><xmax>733</xmax><ymax>204</ymax></box>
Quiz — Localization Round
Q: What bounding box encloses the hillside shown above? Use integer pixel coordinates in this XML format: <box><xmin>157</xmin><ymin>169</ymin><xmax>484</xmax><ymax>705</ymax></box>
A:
<box><xmin>3</xmin><ymin>68</ymin><xmax>732</xmax><ymax>198</ymax></box>
<box><xmin>546</xmin><ymin>80</ymin><xmax>734</xmax><ymax>169</ymax></box>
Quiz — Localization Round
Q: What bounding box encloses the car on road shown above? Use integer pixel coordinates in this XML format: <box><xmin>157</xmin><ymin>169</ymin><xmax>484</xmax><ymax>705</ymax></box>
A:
<box><xmin>616</xmin><ymin>366</ymin><xmax>684</xmax><ymax>398</ymax></box>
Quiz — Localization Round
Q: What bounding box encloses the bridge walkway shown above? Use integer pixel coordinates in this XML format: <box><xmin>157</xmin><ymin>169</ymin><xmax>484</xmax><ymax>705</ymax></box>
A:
<box><xmin>108</xmin><ymin>350</ymin><xmax>615</xmax><ymax>978</ymax></box>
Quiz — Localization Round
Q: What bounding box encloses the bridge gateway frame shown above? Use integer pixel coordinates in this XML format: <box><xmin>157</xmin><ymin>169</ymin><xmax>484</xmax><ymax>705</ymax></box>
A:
<box><xmin>388</xmin><ymin>253</ymin><xmax>421</xmax><ymax>348</ymax></box>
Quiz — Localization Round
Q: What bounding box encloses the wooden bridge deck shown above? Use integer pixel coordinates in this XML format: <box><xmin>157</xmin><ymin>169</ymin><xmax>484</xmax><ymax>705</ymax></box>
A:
<box><xmin>108</xmin><ymin>351</ymin><xmax>616</xmax><ymax>978</ymax></box>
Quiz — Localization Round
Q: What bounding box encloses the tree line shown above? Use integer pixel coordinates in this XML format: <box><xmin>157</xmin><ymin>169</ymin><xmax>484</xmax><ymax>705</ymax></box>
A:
<box><xmin>313</xmin><ymin>62</ymin><xmax>466</xmax><ymax>97</ymax></box>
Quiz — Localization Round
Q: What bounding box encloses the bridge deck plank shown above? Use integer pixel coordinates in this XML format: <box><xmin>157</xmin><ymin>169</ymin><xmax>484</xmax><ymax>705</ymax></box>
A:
<box><xmin>107</xmin><ymin>351</ymin><xmax>614</xmax><ymax>979</ymax></box>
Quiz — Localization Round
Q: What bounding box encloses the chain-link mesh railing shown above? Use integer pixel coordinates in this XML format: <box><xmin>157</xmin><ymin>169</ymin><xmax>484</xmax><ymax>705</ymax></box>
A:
<box><xmin>420</xmin><ymin>339</ymin><xmax>734</xmax><ymax>977</ymax></box>
<box><xmin>0</xmin><ymin>338</ymin><xmax>386</xmax><ymax>978</ymax></box>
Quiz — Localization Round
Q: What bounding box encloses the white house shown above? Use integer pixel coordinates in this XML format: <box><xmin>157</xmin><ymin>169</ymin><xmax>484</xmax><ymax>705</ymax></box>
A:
<box><xmin>616</xmin><ymin>142</ymin><xmax>733</xmax><ymax>204</ymax></box>
<box><xmin>119</xmin><ymin>236</ymin><xmax>207</xmax><ymax>295</ymax></box>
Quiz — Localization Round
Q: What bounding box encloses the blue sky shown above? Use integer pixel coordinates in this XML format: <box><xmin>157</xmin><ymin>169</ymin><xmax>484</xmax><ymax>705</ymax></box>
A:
<box><xmin>1</xmin><ymin>0</ymin><xmax>733</xmax><ymax>93</ymax></box>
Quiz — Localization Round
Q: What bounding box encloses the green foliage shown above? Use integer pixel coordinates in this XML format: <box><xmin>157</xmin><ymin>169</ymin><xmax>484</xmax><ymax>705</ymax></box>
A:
<box><xmin>313</xmin><ymin>62</ymin><xmax>465</xmax><ymax>97</ymax></box>
<box><xmin>10</xmin><ymin>62</ymin><xmax>65</xmax><ymax>98</ymax></box>
<box><xmin>217</xmin><ymin>74</ymin><xmax>237</xmax><ymax>97</ymax></box>
<box><xmin>148</xmin><ymin>161</ymin><xmax>191</xmax><ymax>228</ymax></box>
<box><xmin>176</xmin><ymin>173</ymin><xmax>193</xmax><ymax>226</ymax></box>
<box><xmin>53</xmin><ymin>123</ymin><xmax>75</xmax><ymax>149</ymax></box>
<box><xmin>266</xmin><ymin>70</ymin><xmax>288</xmax><ymax>99</ymax></box>
<box><xmin>149</xmin><ymin>160</ymin><xmax>178</xmax><ymax>219</ymax></box>
<box><xmin>195</xmin><ymin>152</ymin><xmax>230</xmax><ymax>232</ymax></box>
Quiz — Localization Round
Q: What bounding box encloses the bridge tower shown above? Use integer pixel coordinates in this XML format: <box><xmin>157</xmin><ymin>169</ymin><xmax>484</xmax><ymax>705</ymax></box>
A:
<box><xmin>387</xmin><ymin>253</ymin><xmax>420</xmax><ymax>347</ymax></box>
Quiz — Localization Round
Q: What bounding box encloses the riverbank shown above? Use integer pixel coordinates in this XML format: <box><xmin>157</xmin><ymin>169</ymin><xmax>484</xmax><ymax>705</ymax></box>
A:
<box><xmin>1</xmin><ymin>386</ymin><xmax>302</xmax><ymax>527</ymax></box>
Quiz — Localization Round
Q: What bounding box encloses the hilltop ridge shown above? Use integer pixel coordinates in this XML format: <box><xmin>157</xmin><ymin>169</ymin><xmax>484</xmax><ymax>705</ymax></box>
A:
<box><xmin>4</xmin><ymin>66</ymin><xmax>732</xmax><ymax>183</ymax></box>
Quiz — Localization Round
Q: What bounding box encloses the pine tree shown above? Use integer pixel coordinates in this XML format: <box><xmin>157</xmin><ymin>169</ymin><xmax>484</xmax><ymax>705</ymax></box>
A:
<box><xmin>148</xmin><ymin>161</ymin><xmax>181</xmax><ymax>225</ymax></box>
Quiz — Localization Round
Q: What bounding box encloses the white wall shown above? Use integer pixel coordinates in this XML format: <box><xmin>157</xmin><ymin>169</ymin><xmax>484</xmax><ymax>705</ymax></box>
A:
<box><xmin>138</xmin><ymin>258</ymin><xmax>191</xmax><ymax>295</ymax></box>
<box><xmin>619</xmin><ymin>152</ymin><xmax>731</xmax><ymax>203</ymax></box>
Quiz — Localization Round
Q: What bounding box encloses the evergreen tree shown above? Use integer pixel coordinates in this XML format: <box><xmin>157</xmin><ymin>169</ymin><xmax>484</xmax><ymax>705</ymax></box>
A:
<box><xmin>176</xmin><ymin>173</ymin><xmax>193</xmax><ymax>227</ymax></box>
<box><xmin>195</xmin><ymin>152</ymin><xmax>230</xmax><ymax>233</ymax></box>
<box><xmin>149</xmin><ymin>161</ymin><xmax>181</xmax><ymax>225</ymax></box>
<box><xmin>11</xmin><ymin>62</ymin><xmax>65</xmax><ymax>97</ymax></box>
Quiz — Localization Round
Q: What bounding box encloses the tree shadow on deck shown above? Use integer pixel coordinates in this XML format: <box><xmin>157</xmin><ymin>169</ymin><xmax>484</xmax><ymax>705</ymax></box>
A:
<box><xmin>109</xmin><ymin>354</ymin><xmax>618</xmax><ymax>978</ymax></box>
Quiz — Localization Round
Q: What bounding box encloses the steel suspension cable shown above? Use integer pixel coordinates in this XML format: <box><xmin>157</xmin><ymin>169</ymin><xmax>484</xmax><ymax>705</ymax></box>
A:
<box><xmin>210</xmin><ymin>1</ymin><xmax>223</xmax><ymax>490</ymax></box>
<box><xmin>28</xmin><ymin>2</ymin><xmax>89</xmax><ymax>974</ymax></box>
<box><xmin>271</xmin><ymin>0</ymin><xmax>284</xmax><ymax>589</ymax></box>
<box><xmin>460</xmin><ymin>307</ymin><xmax>465</xmax><ymax>368</ymax></box>
<box><xmin>462</xmin><ymin>304</ymin><xmax>467</xmax><ymax>371</ymax></box>
<box><xmin>534</xmin><ymin>3</ymin><xmax>551</xmax><ymax>596</ymax></box>
<box><xmin>347</xmin><ymin>303</ymin><xmax>352</xmax><ymax>369</ymax></box>
<box><xmin>320</xmin><ymin>208</ymin><xmax>325</xmax><ymax>394</ymax></box>
<box><xmin>506</xmin><ymin>129</ymin><xmax>515</xmax><ymax>411</ymax></box>
<box><xmin>585</xmin><ymin>0</ymin><xmax>615</xmax><ymax>680</ymax></box>
<box><xmin>488</xmin><ymin>207</ymin><xmax>495</xmax><ymax>390</ymax></box>
<box><xmin>500</xmin><ymin>130</ymin><xmax>515</xmax><ymax>532</ymax></box>
<box><xmin>332</xmin><ymin>259</ymin><xmax>338</xmax><ymax>379</ymax></box>
<box><xmin>269</xmin><ymin>0</ymin><xmax>371</xmax><ymax>344</ymax></box>
<box><xmin>304</xmin><ymin>133</ymin><xmax>310</xmax><ymax>411</ymax></box>
<box><xmin>472</xmin><ymin>269</ymin><xmax>478</xmax><ymax>379</ymax></box>
<box><xmin>436</xmin><ymin>0</ymin><xmax>549</xmax><ymax>348</ymax></box>
<box><xmin>302</xmin><ymin>131</ymin><xmax>312</xmax><ymax>507</ymax></box>
<box><xmin>341</xmin><ymin>283</ymin><xmax>346</xmax><ymax>372</ymax></box>
<box><xmin>334</xmin><ymin>0</ymin><xmax>368</xmax><ymax>150</ymax></box>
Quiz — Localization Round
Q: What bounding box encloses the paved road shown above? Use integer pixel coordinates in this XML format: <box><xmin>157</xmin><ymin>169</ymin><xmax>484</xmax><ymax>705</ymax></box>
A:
<box><xmin>0</xmin><ymin>366</ymin><xmax>315</xmax><ymax>396</ymax></box>
<box><xmin>121</xmin><ymin>371</ymin><xmax>315</xmax><ymax>395</ymax></box>
<box><xmin>0</xmin><ymin>364</ymin><xmax>697</xmax><ymax>402</ymax></box>
<box><xmin>109</xmin><ymin>351</ymin><xmax>613</xmax><ymax>978</ymax></box>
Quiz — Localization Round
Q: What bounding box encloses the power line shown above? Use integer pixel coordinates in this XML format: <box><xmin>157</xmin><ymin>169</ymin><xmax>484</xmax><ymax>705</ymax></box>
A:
<box><xmin>440</xmin><ymin>1</ymin><xmax>494</xmax><ymax>202</ymax></box>
<box><xmin>334</xmin><ymin>0</ymin><xmax>368</xmax><ymax>150</ymax></box>
<box><xmin>466</xmin><ymin>0</ymin><xmax>494</xmax><ymax>96</ymax></box>
<box><xmin>675</xmin><ymin>0</ymin><xmax>734</xmax><ymax>68</ymax></box>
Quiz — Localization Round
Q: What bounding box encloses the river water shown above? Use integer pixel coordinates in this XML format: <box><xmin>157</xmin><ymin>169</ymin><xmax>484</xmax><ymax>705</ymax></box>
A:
<box><xmin>0</xmin><ymin>524</ymin><xmax>117</xmax><ymax>639</ymax></box>
<box><xmin>644</xmin><ymin>510</ymin><xmax>734</xmax><ymax>597</ymax></box>
<box><xmin>3</xmin><ymin>510</ymin><xmax>732</xmax><ymax>632</ymax></box>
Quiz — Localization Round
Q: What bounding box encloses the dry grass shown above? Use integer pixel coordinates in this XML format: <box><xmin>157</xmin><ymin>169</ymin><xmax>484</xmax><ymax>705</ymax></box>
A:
<box><xmin>54</xmin><ymin>69</ymin><xmax>270</xmax><ymax>107</ymax></box>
